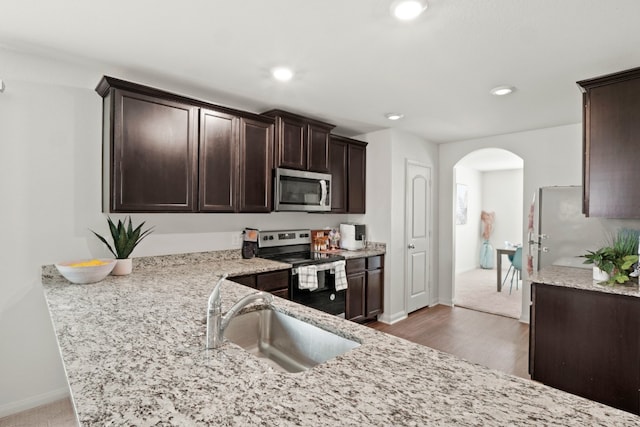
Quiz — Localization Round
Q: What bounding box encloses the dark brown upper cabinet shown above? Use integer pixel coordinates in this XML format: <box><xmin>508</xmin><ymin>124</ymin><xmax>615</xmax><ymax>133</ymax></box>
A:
<box><xmin>238</xmin><ymin>118</ymin><xmax>273</xmax><ymax>212</ymax></box>
<box><xmin>96</xmin><ymin>76</ymin><xmax>274</xmax><ymax>213</ymax></box>
<box><xmin>329</xmin><ymin>135</ymin><xmax>367</xmax><ymax>214</ymax></box>
<box><xmin>578</xmin><ymin>67</ymin><xmax>640</xmax><ymax>218</ymax></box>
<box><xmin>199</xmin><ymin>112</ymin><xmax>273</xmax><ymax>213</ymax></box>
<box><xmin>103</xmin><ymin>88</ymin><xmax>198</xmax><ymax>212</ymax></box>
<box><xmin>262</xmin><ymin>109</ymin><xmax>334</xmax><ymax>173</ymax></box>
<box><xmin>199</xmin><ymin>109</ymin><xmax>237</xmax><ymax>212</ymax></box>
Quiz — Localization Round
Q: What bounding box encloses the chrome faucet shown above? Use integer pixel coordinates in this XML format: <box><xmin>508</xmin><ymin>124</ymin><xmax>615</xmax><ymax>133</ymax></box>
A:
<box><xmin>206</xmin><ymin>273</ymin><xmax>273</xmax><ymax>349</ymax></box>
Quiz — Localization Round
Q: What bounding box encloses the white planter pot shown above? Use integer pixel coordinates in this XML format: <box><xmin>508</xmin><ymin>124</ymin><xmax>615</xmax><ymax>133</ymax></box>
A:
<box><xmin>112</xmin><ymin>258</ymin><xmax>133</xmax><ymax>276</ymax></box>
<box><xmin>592</xmin><ymin>266</ymin><xmax>610</xmax><ymax>281</ymax></box>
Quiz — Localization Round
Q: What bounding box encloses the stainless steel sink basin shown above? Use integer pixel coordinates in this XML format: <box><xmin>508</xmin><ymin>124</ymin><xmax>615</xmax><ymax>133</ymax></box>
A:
<box><xmin>223</xmin><ymin>308</ymin><xmax>360</xmax><ymax>373</ymax></box>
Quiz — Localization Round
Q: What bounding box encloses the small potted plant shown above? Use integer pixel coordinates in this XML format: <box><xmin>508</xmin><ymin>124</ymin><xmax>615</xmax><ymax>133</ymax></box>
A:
<box><xmin>91</xmin><ymin>216</ymin><xmax>154</xmax><ymax>275</ymax></box>
<box><xmin>583</xmin><ymin>228</ymin><xmax>639</xmax><ymax>284</ymax></box>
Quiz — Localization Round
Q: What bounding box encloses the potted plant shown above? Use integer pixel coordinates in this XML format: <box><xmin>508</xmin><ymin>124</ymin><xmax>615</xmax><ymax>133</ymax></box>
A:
<box><xmin>91</xmin><ymin>216</ymin><xmax>154</xmax><ymax>275</ymax></box>
<box><xmin>583</xmin><ymin>228</ymin><xmax>639</xmax><ymax>284</ymax></box>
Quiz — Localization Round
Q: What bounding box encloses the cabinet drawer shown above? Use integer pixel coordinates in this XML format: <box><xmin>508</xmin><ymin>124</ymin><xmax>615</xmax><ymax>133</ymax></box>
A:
<box><xmin>346</xmin><ymin>258</ymin><xmax>366</xmax><ymax>275</ymax></box>
<box><xmin>231</xmin><ymin>274</ymin><xmax>256</xmax><ymax>288</ymax></box>
<box><xmin>366</xmin><ymin>256</ymin><xmax>382</xmax><ymax>270</ymax></box>
<box><xmin>257</xmin><ymin>270</ymin><xmax>290</xmax><ymax>292</ymax></box>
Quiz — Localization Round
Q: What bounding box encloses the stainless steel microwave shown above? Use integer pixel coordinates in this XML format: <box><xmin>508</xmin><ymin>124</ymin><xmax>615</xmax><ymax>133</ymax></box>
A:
<box><xmin>274</xmin><ymin>168</ymin><xmax>332</xmax><ymax>212</ymax></box>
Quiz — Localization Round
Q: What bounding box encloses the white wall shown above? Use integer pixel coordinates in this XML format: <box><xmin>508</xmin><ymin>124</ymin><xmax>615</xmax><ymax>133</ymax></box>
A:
<box><xmin>454</xmin><ymin>167</ymin><xmax>482</xmax><ymax>273</ymax></box>
<box><xmin>482</xmin><ymin>169</ymin><xmax>524</xmax><ymax>251</ymax></box>
<box><xmin>439</xmin><ymin>124</ymin><xmax>583</xmax><ymax>322</ymax></box>
<box><xmin>359</xmin><ymin>129</ymin><xmax>438</xmax><ymax>323</ymax></box>
<box><xmin>0</xmin><ymin>47</ymin><xmax>359</xmax><ymax>415</ymax></box>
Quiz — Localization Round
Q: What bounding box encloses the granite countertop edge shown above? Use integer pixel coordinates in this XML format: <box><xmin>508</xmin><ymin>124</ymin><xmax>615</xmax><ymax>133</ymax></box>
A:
<box><xmin>532</xmin><ymin>265</ymin><xmax>640</xmax><ymax>298</ymax></box>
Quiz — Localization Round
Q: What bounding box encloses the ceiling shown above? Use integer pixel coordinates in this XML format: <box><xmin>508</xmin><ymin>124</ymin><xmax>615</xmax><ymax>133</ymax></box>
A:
<box><xmin>2</xmin><ymin>0</ymin><xmax>640</xmax><ymax>143</ymax></box>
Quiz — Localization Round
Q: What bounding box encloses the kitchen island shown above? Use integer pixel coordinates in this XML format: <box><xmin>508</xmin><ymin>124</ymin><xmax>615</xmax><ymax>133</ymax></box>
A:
<box><xmin>42</xmin><ymin>253</ymin><xmax>638</xmax><ymax>425</ymax></box>
<box><xmin>531</xmin><ymin>265</ymin><xmax>640</xmax><ymax>416</ymax></box>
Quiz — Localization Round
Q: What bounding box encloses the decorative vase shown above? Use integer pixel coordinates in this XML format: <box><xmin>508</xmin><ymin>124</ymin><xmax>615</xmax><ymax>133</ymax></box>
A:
<box><xmin>112</xmin><ymin>258</ymin><xmax>133</xmax><ymax>276</ymax></box>
<box><xmin>592</xmin><ymin>266</ymin><xmax>609</xmax><ymax>281</ymax></box>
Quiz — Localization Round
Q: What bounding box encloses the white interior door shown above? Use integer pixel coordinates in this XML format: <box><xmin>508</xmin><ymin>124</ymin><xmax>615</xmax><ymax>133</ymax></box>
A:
<box><xmin>405</xmin><ymin>161</ymin><xmax>431</xmax><ymax>313</ymax></box>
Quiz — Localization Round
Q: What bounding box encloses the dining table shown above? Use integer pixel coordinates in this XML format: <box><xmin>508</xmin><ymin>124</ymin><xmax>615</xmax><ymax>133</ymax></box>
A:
<box><xmin>496</xmin><ymin>247</ymin><xmax>516</xmax><ymax>291</ymax></box>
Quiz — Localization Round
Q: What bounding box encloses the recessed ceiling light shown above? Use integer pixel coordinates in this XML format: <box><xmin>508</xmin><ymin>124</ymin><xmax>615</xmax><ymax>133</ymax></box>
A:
<box><xmin>490</xmin><ymin>85</ymin><xmax>515</xmax><ymax>96</ymax></box>
<box><xmin>385</xmin><ymin>113</ymin><xmax>404</xmax><ymax>121</ymax></box>
<box><xmin>391</xmin><ymin>0</ymin><xmax>428</xmax><ymax>21</ymax></box>
<box><xmin>271</xmin><ymin>67</ymin><xmax>294</xmax><ymax>82</ymax></box>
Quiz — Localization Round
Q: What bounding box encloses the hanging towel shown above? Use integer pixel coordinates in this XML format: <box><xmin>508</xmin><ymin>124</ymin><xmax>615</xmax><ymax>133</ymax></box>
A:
<box><xmin>297</xmin><ymin>265</ymin><xmax>319</xmax><ymax>290</ymax></box>
<box><xmin>333</xmin><ymin>260</ymin><xmax>348</xmax><ymax>291</ymax></box>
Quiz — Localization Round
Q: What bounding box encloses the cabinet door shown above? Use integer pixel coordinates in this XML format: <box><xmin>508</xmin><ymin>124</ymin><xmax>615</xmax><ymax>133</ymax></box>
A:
<box><xmin>348</xmin><ymin>143</ymin><xmax>366</xmax><ymax>214</ymax></box>
<box><xmin>111</xmin><ymin>89</ymin><xmax>197</xmax><ymax>212</ymax></box>
<box><xmin>346</xmin><ymin>272</ymin><xmax>366</xmax><ymax>322</ymax></box>
<box><xmin>238</xmin><ymin>118</ymin><xmax>273</xmax><ymax>212</ymax></box>
<box><xmin>366</xmin><ymin>269</ymin><xmax>383</xmax><ymax>318</ymax></box>
<box><xmin>256</xmin><ymin>270</ymin><xmax>289</xmax><ymax>292</ymax></box>
<box><xmin>307</xmin><ymin>124</ymin><xmax>330</xmax><ymax>173</ymax></box>
<box><xmin>329</xmin><ymin>137</ymin><xmax>348</xmax><ymax>213</ymax></box>
<box><xmin>276</xmin><ymin>116</ymin><xmax>307</xmax><ymax>170</ymax></box>
<box><xmin>230</xmin><ymin>274</ymin><xmax>257</xmax><ymax>288</ymax></box>
<box><xmin>584</xmin><ymin>77</ymin><xmax>640</xmax><ymax>217</ymax></box>
<box><xmin>531</xmin><ymin>283</ymin><xmax>640</xmax><ymax>414</ymax></box>
<box><xmin>199</xmin><ymin>109</ymin><xmax>237</xmax><ymax>212</ymax></box>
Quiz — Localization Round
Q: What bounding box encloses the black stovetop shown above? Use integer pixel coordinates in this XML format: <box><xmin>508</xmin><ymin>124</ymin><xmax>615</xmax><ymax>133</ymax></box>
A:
<box><xmin>257</xmin><ymin>244</ymin><xmax>344</xmax><ymax>266</ymax></box>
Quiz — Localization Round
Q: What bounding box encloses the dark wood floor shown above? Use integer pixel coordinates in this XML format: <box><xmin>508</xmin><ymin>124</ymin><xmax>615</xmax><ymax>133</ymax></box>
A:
<box><xmin>367</xmin><ymin>305</ymin><xmax>530</xmax><ymax>379</ymax></box>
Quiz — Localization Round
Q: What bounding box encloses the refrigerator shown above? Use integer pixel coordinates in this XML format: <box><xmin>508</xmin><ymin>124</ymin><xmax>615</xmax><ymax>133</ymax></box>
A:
<box><xmin>530</xmin><ymin>186</ymin><xmax>608</xmax><ymax>272</ymax></box>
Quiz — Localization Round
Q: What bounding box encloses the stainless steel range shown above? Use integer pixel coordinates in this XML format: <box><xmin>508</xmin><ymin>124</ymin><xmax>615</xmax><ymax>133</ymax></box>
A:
<box><xmin>256</xmin><ymin>229</ymin><xmax>346</xmax><ymax>316</ymax></box>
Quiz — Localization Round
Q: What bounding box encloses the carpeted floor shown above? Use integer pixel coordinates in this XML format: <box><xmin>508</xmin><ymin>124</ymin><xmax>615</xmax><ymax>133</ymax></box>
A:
<box><xmin>454</xmin><ymin>267</ymin><xmax>522</xmax><ymax>319</ymax></box>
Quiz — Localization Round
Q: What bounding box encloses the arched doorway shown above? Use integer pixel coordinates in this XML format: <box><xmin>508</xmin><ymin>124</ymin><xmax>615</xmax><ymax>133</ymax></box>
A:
<box><xmin>452</xmin><ymin>148</ymin><xmax>524</xmax><ymax>318</ymax></box>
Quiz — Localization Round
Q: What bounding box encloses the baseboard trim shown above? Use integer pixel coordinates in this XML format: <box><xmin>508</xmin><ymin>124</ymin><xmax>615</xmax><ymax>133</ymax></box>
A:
<box><xmin>0</xmin><ymin>387</ymin><xmax>70</xmax><ymax>418</ymax></box>
<box><xmin>378</xmin><ymin>311</ymin><xmax>408</xmax><ymax>325</ymax></box>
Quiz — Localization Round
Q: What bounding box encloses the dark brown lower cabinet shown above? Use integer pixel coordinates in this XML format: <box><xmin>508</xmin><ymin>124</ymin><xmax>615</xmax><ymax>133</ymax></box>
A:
<box><xmin>346</xmin><ymin>271</ymin><xmax>366</xmax><ymax>322</ymax></box>
<box><xmin>530</xmin><ymin>283</ymin><xmax>640</xmax><ymax>414</ymax></box>
<box><xmin>346</xmin><ymin>256</ymin><xmax>384</xmax><ymax>322</ymax></box>
<box><xmin>230</xmin><ymin>269</ymin><xmax>290</xmax><ymax>300</ymax></box>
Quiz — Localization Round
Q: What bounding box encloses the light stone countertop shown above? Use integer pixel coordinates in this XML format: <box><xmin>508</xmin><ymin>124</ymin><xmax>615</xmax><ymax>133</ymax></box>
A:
<box><xmin>532</xmin><ymin>265</ymin><xmax>640</xmax><ymax>298</ymax></box>
<box><xmin>331</xmin><ymin>244</ymin><xmax>386</xmax><ymax>260</ymax></box>
<box><xmin>41</xmin><ymin>253</ymin><xmax>640</xmax><ymax>426</ymax></box>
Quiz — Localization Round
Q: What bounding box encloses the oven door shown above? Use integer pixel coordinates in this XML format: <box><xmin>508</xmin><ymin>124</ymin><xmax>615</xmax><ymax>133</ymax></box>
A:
<box><xmin>274</xmin><ymin>168</ymin><xmax>331</xmax><ymax>212</ymax></box>
<box><xmin>290</xmin><ymin>268</ymin><xmax>345</xmax><ymax>317</ymax></box>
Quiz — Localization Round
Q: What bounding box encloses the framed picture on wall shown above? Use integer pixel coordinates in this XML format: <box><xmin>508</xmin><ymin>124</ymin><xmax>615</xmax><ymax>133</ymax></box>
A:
<box><xmin>456</xmin><ymin>183</ymin><xmax>468</xmax><ymax>225</ymax></box>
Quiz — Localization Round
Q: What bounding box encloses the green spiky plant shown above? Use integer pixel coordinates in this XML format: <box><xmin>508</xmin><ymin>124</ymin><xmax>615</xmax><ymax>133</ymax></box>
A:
<box><xmin>583</xmin><ymin>228</ymin><xmax>639</xmax><ymax>284</ymax></box>
<box><xmin>91</xmin><ymin>216</ymin><xmax>154</xmax><ymax>259</ymax></box>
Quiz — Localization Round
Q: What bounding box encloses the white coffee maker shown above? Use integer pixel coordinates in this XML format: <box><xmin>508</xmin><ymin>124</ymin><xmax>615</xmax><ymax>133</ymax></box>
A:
<box><xmin>339</xmin><ymin>223</ymin><xmax>366</xmax><ymax>250</ymax></box>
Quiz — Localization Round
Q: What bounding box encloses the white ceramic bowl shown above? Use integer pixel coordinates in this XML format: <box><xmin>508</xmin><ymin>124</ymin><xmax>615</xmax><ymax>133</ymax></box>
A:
<box><xmin>55</xmin><ymin>259</ymin><xmax>117</xmax><ymax>284</ymax></box>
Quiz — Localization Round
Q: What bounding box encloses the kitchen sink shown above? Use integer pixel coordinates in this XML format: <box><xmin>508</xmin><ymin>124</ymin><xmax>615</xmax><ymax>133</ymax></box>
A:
<box><xmin>223</xmin><ymin>308</ymin><xmax>360</xmax><ymax>373</ymax></box>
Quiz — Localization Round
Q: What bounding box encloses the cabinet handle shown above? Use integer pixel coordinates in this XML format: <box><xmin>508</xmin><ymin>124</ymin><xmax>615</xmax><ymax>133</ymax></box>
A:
<box><xmin>408</xmin><ymin>244</ymin><xmax>415</xmax><ymax>249</ymax></box>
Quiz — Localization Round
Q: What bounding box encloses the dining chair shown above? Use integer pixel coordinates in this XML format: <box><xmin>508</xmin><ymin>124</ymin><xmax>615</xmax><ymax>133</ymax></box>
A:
<box><xmin>502</xmin><ymin>247</ymin><xmax>522</xmax><ymax>294</ymax></box>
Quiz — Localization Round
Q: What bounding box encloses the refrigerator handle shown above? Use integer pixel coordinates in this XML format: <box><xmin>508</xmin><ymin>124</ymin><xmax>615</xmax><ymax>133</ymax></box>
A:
<box><xmin>528</xmin><ymin>232</ymin><xmax>549</xmax><ymax>253</ymax></box>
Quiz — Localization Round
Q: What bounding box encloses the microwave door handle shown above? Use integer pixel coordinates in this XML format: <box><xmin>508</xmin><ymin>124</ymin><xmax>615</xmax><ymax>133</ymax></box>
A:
<box><xmin>319</xmin><ymin>180</ymin><xmax>327</xmax><ymax>206</ymax></box>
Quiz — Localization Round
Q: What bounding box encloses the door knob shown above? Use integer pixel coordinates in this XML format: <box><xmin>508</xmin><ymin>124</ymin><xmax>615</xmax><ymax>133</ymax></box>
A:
<box><xmin>408</xmin><ymin>244</ymin><xmax>415</xmax><ymax>249</ymax></box>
